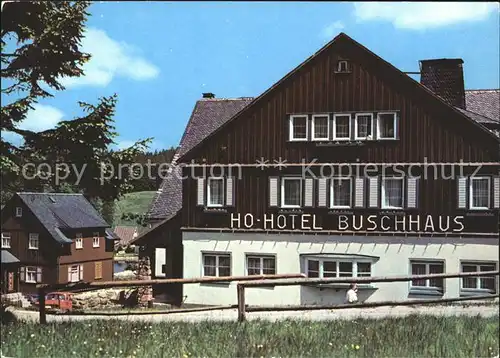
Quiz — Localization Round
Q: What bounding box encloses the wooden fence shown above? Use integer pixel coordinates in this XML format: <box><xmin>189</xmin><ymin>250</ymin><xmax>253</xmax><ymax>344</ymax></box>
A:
<box><xmin>236</xmin><ymin>270</ymin><xmax>500</xmax><ymax>322</ymax></box>
<box><xmin>33</xmin><ymin>271</ymin><xmax>499</xmax><ymax>324</ymax></box>
<box><xmin>35</xmin><ymin>273</ymin><xmax>306</xmax><ymax>324</ymax></box>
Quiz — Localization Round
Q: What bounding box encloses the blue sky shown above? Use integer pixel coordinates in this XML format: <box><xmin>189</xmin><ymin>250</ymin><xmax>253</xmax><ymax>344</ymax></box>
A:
<box><xmin>8</xmin><ymin>2</ymin><xmax>500</xmax><ymax>151</ymax></box>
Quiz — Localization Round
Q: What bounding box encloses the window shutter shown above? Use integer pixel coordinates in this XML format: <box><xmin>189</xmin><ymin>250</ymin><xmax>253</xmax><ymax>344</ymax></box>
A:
<box><xmin>226</xmin><ymin>177</ymin><xmax>234</xmax><ymax>206</ymax></box>
<box><xmin>407</xmin><ymin>177</ymin><xmax>419</xmax><ymax>208</ymax></box>
<box><xmin>79</xmin><ymin>265</ymin><xmax>84</xmax><ymax>281</ymax></box>
<box><xmin>304</xmin><ymin>178</ymin><xmax>314</xmax><ymax>207</ymax></box>
<box><xmin>457</xmin><ymin>177</ymin><xmax>467</xmax><ymax>209</ymax></box>
<box><xmin>317</xmin><ymin>178</ymin><xmax>327</xmax><ymax>207</ymax></box>
<box><xmin>354</xmin><ymin>178</ymin><xmax>365</xmax><ymax>207</ymax></box>
<box><xmin>36</xmin><ymin>267</ymin><xmax>42</xmax><ymax>283</ymax></box>
<box><xmin>196</xmin><ymin>178</ymin><xmax>205</xmax><ymax>206</ymax></box>
<box><xmin>493</xmin><ymin>177</ymin><xmax>500</xmax><ymax>209</ymax></box>
<box><xmin>20</xmin><ymin>267</ymin><xmax>25</xmax><ymax>282</ymax></box>
<box><xmin>68</xmin><ymin>266</ymin><xmax>72</xmax><ymax>282</ymax></box>
<box><xmin>368</xmin><ymin>177</ymin><xmax>378</xmax><ymax>208</ymax></box>
<box><xmin>269</xmin><ymin>177</ymin><xmax>278</xmax><ymax>207</ymax></box>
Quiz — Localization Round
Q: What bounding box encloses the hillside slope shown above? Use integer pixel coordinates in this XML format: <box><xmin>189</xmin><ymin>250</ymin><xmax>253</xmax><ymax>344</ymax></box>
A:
<box><xmin>114</xmin><ymin>191</ymin><xmax>156</xmax><ymax>227</ymax></box>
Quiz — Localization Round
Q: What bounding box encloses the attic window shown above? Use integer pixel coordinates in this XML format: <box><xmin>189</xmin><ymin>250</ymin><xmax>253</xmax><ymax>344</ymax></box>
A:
<box><xmin>15</xmin><ymin>207</ymin><xmax>22</xmax><ymax>217</ymax></box>
<box><xmin>336</xmin><ymin>60</ymin><xmax>349</xmax><ymax>73</ymax></box>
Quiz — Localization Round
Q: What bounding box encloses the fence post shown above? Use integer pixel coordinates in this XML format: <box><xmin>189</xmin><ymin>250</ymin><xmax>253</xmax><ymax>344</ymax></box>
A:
<box><xmin>38</xmin><ymin>287</ymin><xmax>46</xmax><ymax>324</ymax></box>
<box><xmin>237</xmin><ymin>284</ymin><xmax>246</xmax><ymax>322</ymax></box>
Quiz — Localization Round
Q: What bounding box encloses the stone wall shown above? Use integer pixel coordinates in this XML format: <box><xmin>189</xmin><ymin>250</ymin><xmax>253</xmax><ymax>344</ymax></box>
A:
<box><xmin>136</xmin><ymin>256</ymin><xmax>153</xmax><ymax>307</ymax></box>
<box><xmin>72</xmin><ymin>289</ymin><xmax>122</xmax><ymax>310</ymax></box>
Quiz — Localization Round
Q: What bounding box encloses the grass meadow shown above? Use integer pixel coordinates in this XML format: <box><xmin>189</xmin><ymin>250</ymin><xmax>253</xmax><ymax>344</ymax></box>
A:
<box><xmin>1</xmin><ymin>315</ymin><xmax>499</xmax><ymax>357</ymax></box>
<box><xmin>113</xmin><ymin>190</ymin><xmax>156</xmax><ymax>227</ymax></box>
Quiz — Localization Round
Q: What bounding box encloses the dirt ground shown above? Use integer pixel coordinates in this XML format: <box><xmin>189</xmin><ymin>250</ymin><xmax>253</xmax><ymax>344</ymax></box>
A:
<box><xmin>7</xmin><ymin>304</ymin><xmax>499</xmax><ymax>323</ymax></box>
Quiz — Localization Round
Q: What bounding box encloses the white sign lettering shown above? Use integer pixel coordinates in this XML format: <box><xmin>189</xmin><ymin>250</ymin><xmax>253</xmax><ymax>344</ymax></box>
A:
<box><xmin>229</xmin><ymin>213</ymin><xmax>465</xmax><ymax>233</ymax></box>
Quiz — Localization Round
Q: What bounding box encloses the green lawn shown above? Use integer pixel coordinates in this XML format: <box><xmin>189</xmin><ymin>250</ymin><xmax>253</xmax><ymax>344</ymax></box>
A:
<box><xmin>114</xmin><ymin>191</ymin><xmax>156</xmax><ymax>227</ymax></box>
<box><xmin>1</xmin><ymin>315</ymin><xmax>498</xmax><ymax>357</ymax></box>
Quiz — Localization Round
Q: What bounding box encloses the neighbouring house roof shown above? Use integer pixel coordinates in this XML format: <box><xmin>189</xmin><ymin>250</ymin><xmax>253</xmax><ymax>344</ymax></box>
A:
<box><xmin>455</xmin><ymin>107</ymin><xmax>499</xmax><ymax>125</ymax></box>
<box><xmin>464</xmin><ymin>90</ymin><xmax>500</xmax><ymax>123</ymax></box>
<box><xmin>16</xmin><ymin>192</ymin><xmax>110</xmax><ymax>244</ymax></box>
<box><xmin>146</xmin><ymin>97</ymin><xmax>254</xmax><ymax>220</ymax></box>
<box><xmin>113</xmin><ymin>225</ymin><xmax>137</xmax><ymax>246</ymax></box>
<box><xmin>1</xmin><ymin>249</ymin><xmax>20</xmax><ymax>264</ymax></box>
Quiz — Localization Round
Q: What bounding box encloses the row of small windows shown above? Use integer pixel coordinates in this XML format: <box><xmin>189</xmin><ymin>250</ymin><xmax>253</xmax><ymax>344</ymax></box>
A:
<box><xmin>1</xmin><ymin>232</ymin><xmax>101</xmax><ymax>249</ymax></box>
<box><xmin>201</xmin><ymin>252</ymin><xmax>498</xmax><ymax>295</ymax></box>
<box><xmin>19</xmin><ymin>262</ymin><xmax>103</xmax><ymax>284</ymax></box>
<box><xmin>1</xmin><ymin>233</ymin><xmax>39</xmax><ymax>249</ymax></box>
<box><xmin>196</xmin><ymin>176</ymin><xmax>500</xmax><ymax>210</ymax></box>
<box><xmin>289</xmin><ymin>112</ymin><xmax>398</xmax><ymax>142</ymax></box>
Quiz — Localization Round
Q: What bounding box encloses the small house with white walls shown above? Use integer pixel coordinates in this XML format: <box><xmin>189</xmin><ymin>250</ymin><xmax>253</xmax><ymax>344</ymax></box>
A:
<box><xmin>134</xmin><ymin>33</ymin><xmax>499</xmax><ymax>307</ymax></box>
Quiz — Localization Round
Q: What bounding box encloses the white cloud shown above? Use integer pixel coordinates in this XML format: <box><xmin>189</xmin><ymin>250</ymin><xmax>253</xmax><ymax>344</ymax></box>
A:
<box><xmin>1</xmin><ymin>103</ymin><xmax>63</xmax><ymax>145</ymax></box>
<box><xmin>321</xmin><ymin>21</ymin><xmax>345</xmax><ymax>39</ymax></box>
<box><xmin>60</xmin><ymin>28</ymin><xmax>160</xmax><ymax>88</ymax></box>
<box><xmin>353</xmin><ymin>2</ymin><xmax>499</xmax><ymax>30</ymax></box>
<box><xmin>21</xmin><ymin>104</ymin><xmax>64</xmax><ymax>131</ymax></box>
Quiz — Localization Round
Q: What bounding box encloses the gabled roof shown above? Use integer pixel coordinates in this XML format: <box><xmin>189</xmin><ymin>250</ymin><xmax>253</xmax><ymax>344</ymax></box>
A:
<box><xmin>16</xmin><ymin>192</ymin><xmax>110</xmax><ymax>244</ymax></box>
<box><xmin>146</xmin><ymin>33</ymin><xmax>499</xmax><ymax>222</ymax></box>
<box><xmin>146</xmin><ymin>98</ymin><xmax>253</xmax><ymax>220</ymax></box>
<box><xmin>464</xmin><ymin>90</ymin><xmax>499</xmax><ymax>123</ymax></box>
<box><xmin>177</xmin><ymin>33</ymin><xmax>499</xmax><ymax>162</ymax></box>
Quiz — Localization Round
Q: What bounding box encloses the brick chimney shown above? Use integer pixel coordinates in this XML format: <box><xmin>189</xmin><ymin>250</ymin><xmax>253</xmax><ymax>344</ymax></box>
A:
<box><xmin>202</xmin><ymin>92</ymin><xmax>215</xmax><ymax>99</ymax></box>
<box><xmin>419</xmin><ymin>59</ymin><xmax>466</xmax><ymax>109</ymax></box>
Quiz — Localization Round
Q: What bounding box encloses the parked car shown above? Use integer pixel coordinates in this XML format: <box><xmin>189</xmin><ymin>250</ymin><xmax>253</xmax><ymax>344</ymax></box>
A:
<box><xmin>33</xmin><ymin>292</ymin><xmax>73</xmax><ymax>313</ymax></box>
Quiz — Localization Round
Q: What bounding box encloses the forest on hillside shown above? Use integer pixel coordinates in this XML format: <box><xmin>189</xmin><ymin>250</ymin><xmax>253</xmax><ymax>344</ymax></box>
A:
<box><xmin>130</xmin><ymin>147</ymin><xmax>177</xmax><ymax>191</ymax></box>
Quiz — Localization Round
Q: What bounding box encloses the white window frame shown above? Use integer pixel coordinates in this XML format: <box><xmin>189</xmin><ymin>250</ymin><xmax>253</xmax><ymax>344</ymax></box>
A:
<box><xmin>460</xmin><ymin>261</ymin><xmax>497</xmax><ymax>293</ymax></box>
<box><xmin>1</xmin><ymin>232</ymin><xmax>11</xmax><ymax>248</ymax></box>
<box><xmin>469</xmin><ymin>176</ymin><xmax>490</xmax><ymax>210</ymax></box>
<box><xmin>281</xmin><ymin>177</ymin><xmax>302</xmax><ymax>208</ymax></box>
<box><xmin>75</xmin><ymin>233</ymin><xmax>83</xmax><ymax>249</ymax></box>
<box><xmin>330</xmin><ymin>177</ymin><xmax>352</xmax><ymax>209</ymax></box>
<box><xmin>28</xmin><ymin>233</ymin><xmax>39</xmax><ymax>250</ymax></box>
<box><xmin>26</xmin><ymin>266</ymin><xmax>37</xmax><ymax>283</ymax></box>
<box><xmin>246</xmin><ymin>254</ymin><xmax>277</xmax><ymax>276</ymax></box>
<box><xmin>333</xmin><ymin>114</ymin><xmax>351</xmax><ymax>140</ymax></box>
<box><xmin>381</xmin><ymin>177</ymin><xmax>404</xmax><ymax>209</ymax></box>
<box><xmin>377</xmin><ymin>112</ymin><xmax>397</xmax><ymax>140</ymax></box>
<box><xmin>207</xmin><ymin>177</ymin><xmax>225</xmax><ymax>208</ymax></box>
<box><xmin>354</xmin><ymin>113</ymin><xmax>373</xmax><ymax>140</ymax></box>
<box><xmin>69</xmin><ymin>264</ymin><xmax>81</xmax><ymax>283</ymax></box>
<box><xmin>311</xmin><ymin>114</ymin><xmax>330</xmax><ymax>141</ymax></box>
<box><xmin>304</xmin><ymin>257</ymin><xmax>372</xmax><ymax>279</ymax></box>
<box><xmin>409</xmin><ymin>260</ymin><xmax>445</xmax><ymax>291</ymax></box>
<box><xmin>201</xmin><ymin>253</ymin><xmax>231</xmax><ymax>277</ymax></box>
<box><xmin>15</xmin><ymin>207</ymin><xmax>22</xmax><ymax>217</ymax></box>
<box><xmin>336</xmin><ymin>60</ymin><xmax>348</xmax><ymax>73</ymax></box>
<box><xmin>92</xmin><ymin>232</ymin><xmax>100</xmax><ymax>248</ymax></box>
<box><xmin>289</xmin><ymin>115</ymin><xmax>308</xmax><ymax>142</ymax></box>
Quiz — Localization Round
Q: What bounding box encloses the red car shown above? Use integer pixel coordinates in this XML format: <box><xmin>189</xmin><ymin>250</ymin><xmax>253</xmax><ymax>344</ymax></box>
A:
<box><xmin>34</xmin><ymin>292</ymin><xmax>73</xmax><ymax>313</ymax></box>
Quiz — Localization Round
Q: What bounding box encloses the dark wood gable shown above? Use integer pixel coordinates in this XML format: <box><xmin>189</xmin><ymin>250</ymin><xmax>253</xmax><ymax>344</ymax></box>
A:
<box><xmin>180</xmin><ymin>33</ymin><xmax>499</xmax><ymax>165</ymax></box>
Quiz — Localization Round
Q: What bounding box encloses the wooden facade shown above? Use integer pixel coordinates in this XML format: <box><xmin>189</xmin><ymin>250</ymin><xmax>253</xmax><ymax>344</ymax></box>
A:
<box><xmin>179</xmin><ymin>34</ymin><xmax>500</xmax><ymax>237</ymax></box>
<box><xmin>135</xmin><ymin>213</ymin><xmax>183</xmax><ymax>306</ymax></box>
<box><xmin>1</xmin><ymin>194</ymin><xmax>114</xmax><ymax>294</ymax></box>
<box><xmin>181</xmin><ymin>37</ymin><xmax>499</xmax><ymax>165</ymax></box>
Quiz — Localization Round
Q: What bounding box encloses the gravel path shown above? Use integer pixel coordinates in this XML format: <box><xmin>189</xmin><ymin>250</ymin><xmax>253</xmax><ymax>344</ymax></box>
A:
<box><xmin>8</xmin><ymin>305</ymin><xmax>499</xmax><ymax>323</ymax></box>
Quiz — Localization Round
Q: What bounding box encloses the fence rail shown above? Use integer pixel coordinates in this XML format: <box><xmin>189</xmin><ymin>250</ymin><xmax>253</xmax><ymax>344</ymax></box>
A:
<box><xmin>36</xmin><ymin>273</ymin><xmax>306</xmax><ymax>324</ymax></box>
<box><xmin>32</xmin><ymin>271</ymin><xmax>499</xmax><ymax>324</ymax></box>
<box><xmin>236</xmin><ymin>270</ymin><xmax>500</xmax><ymax>322</ymax></box>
